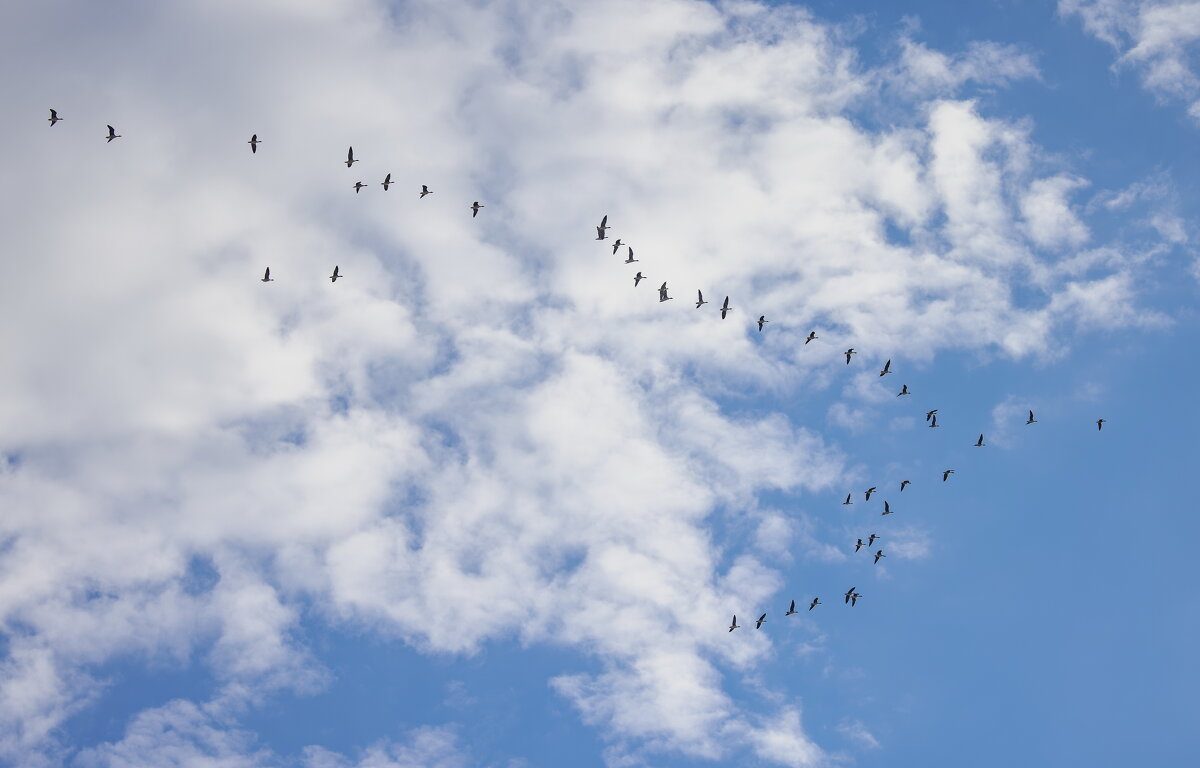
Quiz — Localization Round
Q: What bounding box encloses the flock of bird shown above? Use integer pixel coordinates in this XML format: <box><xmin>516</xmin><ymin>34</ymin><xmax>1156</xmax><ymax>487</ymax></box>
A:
<box><xmin>44</xmin><ymin>108</ymin><xmax>1112</xmax><ymax>636</ymax></box>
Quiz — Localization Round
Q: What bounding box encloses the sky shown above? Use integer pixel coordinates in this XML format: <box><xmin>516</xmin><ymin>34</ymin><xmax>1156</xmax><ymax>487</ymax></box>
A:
<box><xmin>0</xmin><ymin>0</ymin><xmax>1197</xmax><ymax>766</ymax></box>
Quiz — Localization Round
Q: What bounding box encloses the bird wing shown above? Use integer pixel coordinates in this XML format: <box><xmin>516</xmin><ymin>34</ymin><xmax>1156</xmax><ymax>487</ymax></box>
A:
<box><xmin>600</xmin><ymin>215</ymin><xmax>607</xmax><ymax>228</ymax></box>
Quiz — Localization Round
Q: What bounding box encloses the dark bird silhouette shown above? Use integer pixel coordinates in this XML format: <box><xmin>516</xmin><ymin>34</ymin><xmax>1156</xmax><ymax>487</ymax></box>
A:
<box><xmin>850</xmin><ymin>592</ymin><xmax>861</xmax><ymax>606</ymax></box>
<box><xmin>844</xmin><ymin>587</ymin><xmax>856</xmax><ymax>604</ymax></box>
<box><xmin>248</xmin><ymin>134</ymin><xmax>261</xmax><ymax>153</ymax></box>
<box><xmin>845</xmin><ymin>348</ymin><xmax>855</xmax><ymax>364</ymax></box>
<box><xmin>757</xmin><ymin>315</ymin><xmax>768</xmax><ymax>331</ymax></box>
<box><xmin>874</xmin><ymin>549</ymin><xmax>885</xmax><ymax>564</ymax></box>
<box><xmin>897</xmin><ymin>384</ymin><xmax>910</xmax><ymax>396</ymax></box>
<box><xmin>353</xmin><ymin>182</ymin><xmax>367</xmax><ymax>193</ymax></box>
<box><xmin>1026</xmin><ymin>410</ymin><xmax>1037</xmax><ymax>425</ymax></box>
<box><xmin>865</xmin><ymin>487</ymin><xmax>877</xmax><ymax>501</ymax></box>
<box><xmin>634</xmin><ymin>272</ymin><xmax>646</xmax><ymax>287</ymax></box>
<box><xmin>900</xmin><ymin>480</ymin><xmax>910</xmax><ymax>492</ymax></box>
<box><xmin>345</xmin><ymin>147</ymin><xmax>358</xmax><ymax>167</ymax></box>
<box><xmin>596</xmin><ymin>215</ymin><xmax>609</xmax><ymax>240</ymax></box>
<box><xmin>855</xmin><ymin>538</ymin><xmax>864</xmax><ymax>552</ymax></box>
<box><xmin>659</xmin><ymin>282</ymin><xmax>672</xmax><ymax>302</ymax></box>
<box><xmin>696</xmin><ymin>290</ymin><xmax>708</xmax><ymax>309</ymax></box>
<box><xmin>260</xmin><ymin>267</ymin><xmax>273</xmax><ymax>283</ymax></box>
<box><xmin>879</xmin><ymin>359</ymin><xmax>892</xmax><ymax>376</ymax></box>
<box><xmin>624</xmin><ymin>247</ymin><xmax>638</xmax><ymax>264</ymax></box>
<box><xmin>420</xmin><ymin>184</ymin><xmax>432</xmax><ymax>198</ymax></box>
<box><xmin>1097</xmin><ymin>419</ymin><xmax>1106</xmax><ymax>431</ymax></box>
<box><xmin>843</xmin><ymin>493</ymin><xmax>853</xmax><ymax>505</ymax></box>
<box><xmin>926</xmin><ymin>409</ymin><xmax>938</xmax><ymax>421</ymax></box>
<box><xmin>755</xmin><ymin>613</ymin><xmax>767</xmax><ymax>629</ymax></box>
<box><xmin>786</xmin><ymin>600</ymin><xmax>798</xmax><ymax>616</ymax></box>
<box><xmin>470</xmin><ymin>201</ymin><xmax>484</xmax><ymax>217</ymax></box>
<box><xmin>867</xmin><ymin>533</ymin><xmax>878</xmax><ymax>547</ymax></box>
<box><xmin>381</xmin><ymin>173</ymin><xmax>393</xmax><ymax>190</ymax></box>
<box><xmin>809</xmin><ymin>598</ymin><xmax>820</xmax><ymax>610</ymax></box>
<box><xmin>805</xmin><ymin>331</ymin><xmax>817</xmax><ymax>344</ymax></box>
<box><xmin>974</xmin><ymin>433</ymin><xmax>985</xmax><ymax>447</ymax></box>
<box><xmin>611</xmin><ymin>239</ymin><xmax>623</xmax><ymax>255</ymax></box>
<box><xmin>881</xmin><ymin>500</ymin><xmax>892</xmax><ymax>516</ymax></box>
<box><xmin>106</xmin><ymin>125</ymin><xmax>121</xmax><ymax>142</ymax></box>
<box><xmin>49</xmin><ymin>109</ymin><xmax>62</xmax><ymax>126</ymax></box>
<box><xmin>720</xmin><ymin>296</ymin><xmax>733</xmax><ymax>319</ymax></box>
<box><xmin>929</xmin><ymin>414</ymin><xmax>940</xmax><ymax>428</ymax></box>
<box><xmin>329</xmin><ymin>266</ymin><xmax>341</xmax><ymax>283</ymax></box>
<box><xmin>729</xmin><ymin>615</ymin><xmax>740</xmax><ymax>632</ymax></box>
<box><xmin>943</xmin><ymin>469</ymin><xmax>955</xmax><ymax>482</ymax></box>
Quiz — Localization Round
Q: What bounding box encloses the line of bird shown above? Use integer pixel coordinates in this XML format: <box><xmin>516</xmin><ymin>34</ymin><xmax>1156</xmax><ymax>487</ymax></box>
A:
<box><xmin>729</xmin><ymin>588</ymin><xmax>865</xmax><ymax>632</ymax></box>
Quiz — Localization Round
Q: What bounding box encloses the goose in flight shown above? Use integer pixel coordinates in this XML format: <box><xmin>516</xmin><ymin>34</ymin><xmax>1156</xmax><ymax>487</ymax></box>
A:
<box><xmin>855</xmin><ymin>538</ymin><xmax>864</xmax><ymax>552</ymax></box>
<box><xmin>470</xmin><ymin>201</ymin><xmax>484</xmax><ymax>217</ymax></box>
<box><xmin>844</xmin><ymin>587</ymin><xmax>856</xmax><ymax>604</ymax></box>
<box><xmin>755</xmin><ymin>613</ymin><xmax>767</xmax><ymax>629</ymax></box>
<box><xmin>1097</xmin><ymin>419</ymin><xmax>1106</xmax><ymax>431</ymax></box>
<box><xmin>329</xmin><ymin>266</ymin><xmax>341</xmax><ymax>283</ymax></box>
<box><xmin>728</xmin><ymin>615</ymin><xmax>740</xmax><ymax>632</ymax></box>
<box><xmin>842</xmin><ymin>493</ymin><xmax>853</xmax><ymax>505</ymax></box>
<box><xmin>1026</xmin><ymin>410</ymin><xmax>1037</xmax><ymax>425</ymax></box>
<box><xmin>658</xmin><ymin>282</ymin><xmax>672</xmax><ymax>302</ymax></box>
<box><xmin>900</xmin><ymin>480</ymin><xmax>911</xmax><ymax>492</ymax></box>
<box><xmin>695</xmin><ymin>290</ymin><xmax>708</xmax><ymax>309</ymax></box>
<box><xmin>786</xmin><ymin>600</ymin><xmax>798</xmax><ymax>616</ymax></box>
<box><xmin>943</xmin><ymin>469</ymin><xmax>955</xmax><ymax>482</ymax></box>
<box><xmin>260</xmin><ymin>267</ymin><xmax>273</xmax><ymax>283</ymax></box>
<box><xmin>595</xmin><ymin>215</ymin><xmax>609</xmax><ymax>240</ymax></box>
<box><xmin>879</xmin><ymin>359</ymin><xmax>892</xmax><ymax>376</ymax></box>
<box><xmin>757</xmin><ymin>315</ymin><xmax>768</xmax><ymax>331</ymax></box>
<box><xmin>805</xmin><ymin>331</ymin><xmax>817</xmax><ymax>344</ymax></box>
<box><xmin>611</xmin><ymin>239</ymin><xmax>624</xmax><ymax>255</ymax></box>
<box><xmin>381</xmin><ymin>173</ymin><xmax>393</xmax><ymax>190</ymax></box>
<box><xmin>49</xmin><ymin>109</ymin><xmax>62</xmax><ymax>126</ymax></box>
<box><xmin>720</xmin><ymin>296</ymin><xmax>733</xmax><ymax>319</ymax></box>
<box><xmin>808</xmin><ymin>598</ymin><xmax>820</xmax><ymax>610</ymax></box>
<box><xmin>248</xmin><ymin>134</ymin><xmax>261</xmax><ymax>153</ymax></box>
<box><xmin>845</xmin><ymin>348</ymin><xmax>855</xmax><ymax>364</ymax></box>
<box><xmin>865</xmin><ymin>487</ymin><xmax>877</xmax><ymax>501</ymax></box>
<box><xmin>874</xmin><ymin>549</ymin><xmax>886</xmax><ymax>564</ymax></box>
<box><xmin>926</xmin><ymin>409</ymin><xmax>938</xmax><ymax>422</ymax></box>
<box><xmin>106</xmin><ymin>124</ymin><xmax>121</xmax><ymax>142</ymax></box>
<box><xmin>353</xmin><ymin>181</ymin><xmax>367</xmax><ymax>193</ymax></box>
<box><xmin>881</xmin><ymin>500</ymin><xmax>892</xmax><ymax>516</ymax></box>
<box><xmin>850</xmin><ymin>592</ymin><xmax>861</xmax><ymax>607</ymax></box>
<box><xmin>634</xmin><ymin>271</ymin><xmax>646</xmax><ymax>287</ymax></box>
<box><xmin>345</xmin><ymin>147</ymin><xmax>358</xmax><ymax>167</ymax></box>
<box><xmin>929</xmin><ymin>414</ymin><xmax>940</xmax><ymax>428</ymax></box>
<box><xmin>624</xmin><ymin>247</ymin><xmax>637</xmax><ymax>264</ymax></box>
<box><xmin>868</xmin><ymin>533</ymin><xmax>878</xmax><ymax>547</ymax></box>
<box><xmin>420</xmin><ymin>184</ymin><xmax>432</xmax><ymax>198</ymax></box>
<box><xmin>974</xmin><ymin>433</ymin><xmax>985</xmax><ymax>447</ymax></box>
<box><xmin>897</xmin><ymin>384</ymin><xmax>910</xmax><ymax>396</ymax></box>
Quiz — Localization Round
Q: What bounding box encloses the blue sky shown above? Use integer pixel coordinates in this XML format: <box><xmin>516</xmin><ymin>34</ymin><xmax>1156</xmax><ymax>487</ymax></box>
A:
<box><xmin>0</xmin><ymin>0</ymin><xmax>1197</xmax><ymax>766</ymax></box>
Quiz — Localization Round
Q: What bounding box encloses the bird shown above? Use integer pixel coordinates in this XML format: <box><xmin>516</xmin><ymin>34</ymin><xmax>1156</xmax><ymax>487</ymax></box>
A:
<box><xmin>808</xmin><ymin>598</ymin><xmax>820</xmax><ymax>610</ymax></box>
<box><xmin>881</xmin><ymin>500</ymin><xmax>892</xmax><ymax>516</ymax></box>
<box><xmin>842</xmin><ymin>493</ymin><xmax>853</xmax><ymax>505</ymax></box>
<box><xmin>260</xmin><ymin>267</ymin><xmax>273</xmax><ymax>283</ymax></box>
<box><xmin>867</xmin><ymin>533</ymin><xmax>878</xmax><ymax>547</ymax></box>
<box><xmin>729</xmin><ymin>615</ymin><xmax>740</xmax><ymax>632</ymax></box>
<box><xmin>420</xmin><ymin>184</ymin><xmax>432</xmax><ymax>198</ymax></box>
<box><xmin>248</xmin><ymin>134</ymin><xmax>261</xmax><ymax>153</ymax></box>
<box><xmin>897</xmin><ymin>384</ymin><xmax>910</xmax><ymax>396</ymax></box>
<box><xmin>381</xmin><ymin>173</ymin><xmax>393</xmax><ymax>190</ymax></box>
<box><xmin>353</xmin><ymin>182</ymin><xmax>367</xmax><ymax>193</ymax></box>
<box><xmin>786</xmin><ymin>600</ymin><xmax>798</xmax><ymax>616</ymax></box>
<box><xmin>844</xmin><ymin>587</ymin><xmax>856</xmax><ymax>604</ymax></box>
<box><xmin>974</xmin><ymin>433</ymin><xmax>985</xmax><ymax>447</ymax></box>
<box><xmin>720</xmin><ymin>296</ymin><xmax>733</xmax><ymax>319</ymax></box>
<box><xmin>659</xmin><ymin>282</ymin><xmax>672</xmax><ymax>302</ymax></box>
<box><xmin>611</xmin><ymin>239</ymin><xmax>624</xmax><ymax>255</ymax></box>
<box><xmin>755</xmin><ymin>613</ymin><xmax>767</xmax><ymax>629</ymax></box>
<box><xmin>634</xmin><ymin>272</ymin><xmax>646</xmax><ymax>287</ymax></box>
<box><xmin>695</xmin><ymin>290</ymin><xmax>708</xmax><ymax>309</ymax></box>
<box><xmin>879</xmin><ymin>359</ymin><xmax>892</xmax><ymax>376</ymax></box>
<box><xmin>865</xmin><ymin>487</ymin><xmax>877</xmax><ymax>501</ymax></box>
<box><xmin>943</xmin><ymin>469</ymin><xmax>955</xmax><ymax>482</ymax></box>
<box><xmin>757</xmin><ymin>315</ymin><xmax>768</xmax><ymax>331</ymax></box>
<box><xmin>899</xmin><ymin>480</ymin><xmax>910</xmax><ymax>492</ymax></box>
<box><xmin>49</xmin><ymin>109</ymin><xmax>62</xmax><ymax>126</ymax></box>
<box><xmin>926</xmin><ymin>409</ymin><xmax>938</xmax><ymax>421</ymax></box>
<box><xmin>1097</xmin><ymin>419</ymin><xmax>1106</xmax><ymax>431</ymax></box>
<box><xmin>850</xmin><ymin>592</ymin><xmax>861</xmax><ymax>607</ymax></box>
<box><xmin>329</xmin><ymin>266</ymin><xmax>341</xmax><ymax>283</ymax></box>
<box><xmin>345</xmin><ymin>147</ymin><xmax>358</xmax><ymax>167</ymax></box>
<box><xmin>855</xmin><ymin>538</ymin><xmax>864</xmax><ymax>552</ymax></box>
<box><xmin>874</xmin><ymin>549</ymin><xmax>886</xmax><ymax>564</ymax></box>
<box><xmin>845</xmin><ymin>348</ymin><xmax>855</xmax><ymax>364</ymax></box>
<box><xmin>1026</xmin><ymin>410</ymin><xmax>1037</xmax><ymax>425</ymax></box>
<box><xmin>805</xmin><ymin>331</ymin><xmax>817</xmax><ymax>344</ymax></box>
<box><xmin>595</xmin><ymin>215</ymin><xmax>609</xmax><ymax>240</ymax></box>
<box><xmin>105</xmin><ymin>125</ymin><xmax>121</xmax><ymax>142</ymax></box>
<box><xmin>470</xmin><ymin>201</ymin><xmax>484</xmax><ymax>217</ymax></box>
<box><xmin>929</xmin><ymin>414</ymin><xmax>940</xmax><ymax>428</ymax></box>
<box><xmin>624</xmin><ymin>247</ymin><xmax>638</xmax><ymax>264</ymax></box>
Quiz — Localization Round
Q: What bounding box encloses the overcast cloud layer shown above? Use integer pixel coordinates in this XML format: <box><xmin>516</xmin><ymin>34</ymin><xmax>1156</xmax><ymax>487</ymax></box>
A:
<box><xmin>0</xmin><ymin>0</ymin><xmax>1187</xmax><ymax>766</ymax></box>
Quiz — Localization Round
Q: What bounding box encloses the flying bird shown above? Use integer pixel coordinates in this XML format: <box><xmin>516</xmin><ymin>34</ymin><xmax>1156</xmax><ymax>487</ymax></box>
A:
<box><xmin>855</xmin><ymin>538</ymin><xmax>864</xmax><ymax>552</ymax></box>
<box><xmin>842</xmin><ymin>493</ymin><xmax>853</xmax><ymax>505</ymax></box>
<box><xmin>943</xmin><ymin>469</ymin><xmax>955</xmax><ymax>482</ymax></box>
<box><xmin>850</xmin><ymin>592</ymin><xmax>861</xmax><ymax>607</ymax></box>
<box><xmin>755</xmin><ymin>613</ymin><xmax>767</xmax><ymax>629</ymax></box>
<box><xmin>470</xmin><ymin>201</ymin><xmax>484</xmax><ymax>217</ymax></box>
<box><xmin>897</xmin><ymin>384</ymin><xmax>910</xmax><ymax>396</ymax></box>
<box><xmin>248</xmin><ymin>134</ymin><xmax>261</xmax><ymax>153</ymax></box>
<box><xmin>420</xmin><ymin>184</ymin><xmax>432</xmax><ymax>198</ymax></box>
<box><xmin>874</xmin><ymin>549</ymin><xmax>886</xmax><ymax>564</ymax></box>
<box><xmin>900</xmin><ymin>480</ymin><xmax>910</xmax><ymax>492</ymax></box>
<box><xmin>729</xmin><ymin>615</ymin><xmax>740</xmax><ymax>632</ymax></box>
<box><xmin>805</xmin><ymin>331</ymin><xmax>817</xmax><ymax>344</ymax></box>
<box><xmin>634</xmin><ymin>272</ymin><xmax>646</xmax><ymax>287</ymax></box>
<box><xmin>757</xmin><ymin>315</ymin><xmax>768</xmax><ymax>331</ymax></box>
<box><xmin>105</xmin><ymin>124</ymin><xmax>121</xmax><ymax>142</ymax></box>
<box><xmin>879</xmin><ymin>359</ymin><xmax>892</xmax><ymax>376</ymax></box>
<box><xmin>844</xmin><ymin>587</ymin><xmax>856</xmax><ymax>604</ymax></box>
<box><xmin>1026</xmin><ymin>410</ymin><xmax>1037</xmax><ymax>425</ymax></box>
<box><xmin>881</xmin><ymin>500</ymin><xmax>892</xmax><ymax>516</ymax></box>
<box><xmin>260</xmin><ymin>267</ymin><xmax>273</xmax><ymax>283</ymax></box>
<box><xmin>808</xmin><ymin>598</ymin><xmax>820</xmax><ymax>610</ymax></box>
<box><xmin>659</xmin><ymin>282</ymin><xmax>672</xmax><ymax>302</ymax></box>
<box><xmin>49</xmin><ymin>109</ymin><xmax>62</xmax><ymax>126</ymax></box>
<box><xmin>611</xmin><ymin>239</ymin><xmax>624</xmax><ymax>255</ymax></box>
<box><xmin>1097</xmin><ymin>419</ymin><xmax>1106</xmax><ymax>431</ymax></box>
<box><xmin>974</xmin><ymin>433</ymin><xmax>985</xmax><ymax>447</ymax></box>
<box><xmin>845</xmin><ymin>348</ymin><xmax>856</xmax><ymax>364</ymax></box>
<box><xmin>929</xmin><ymin>414</ymin><xmax>940</xmax><ymax>428</ymax></box>
<box><xmin>345</xmin><ymin>147</ymin><xmax>358</xmax><ymax>167</ymax></box>
<box><xmin>595</xmin><ymin>215</ymin><xmax>609</xmax><ymax>240</ymax></box>
<box><xmin>867</xmin><ymin>533</ymin><xmax>878</xmax><ymax>547</ymax></box>
<box><xmin>720</xmin><ymin>296</ymin><xmax>733</xmax><ymax>319</ymax></box>
<box><xmin>624</xmin><ymin>247</ymin><xmax>638</xmax><ymax>264</ymax></box>
<box><xmin>786</xmin><ymin>600</ymin><xmax>798</xmax><ymax>616</ymax></box>
<box><xmin>926</xmin><ymin>409</ymin><xmax>938</xmax><ymax>421</ymax></box>
<box><xmin>381</xmin><ymin>173</ymin><xmax>392</xmax><ymax>190</ymax></box>
<box><xmin>695</xmin><ymin>290</ymin><xmax>708</xmax><ymax>308</ymax></box>
<box><xmin>353</xmin><ymin>181</ymin><xmax>367</xmax><ymax>193</ymax></box>
<box><xmin>865</xmin><ymin>487</ymin><xmax>877</xmax><ymax>501</ymax></box>
<box><xmin>329</xmin><ymin>266</ymin><xmax>341</xmax><ymax>282</ymax></box>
